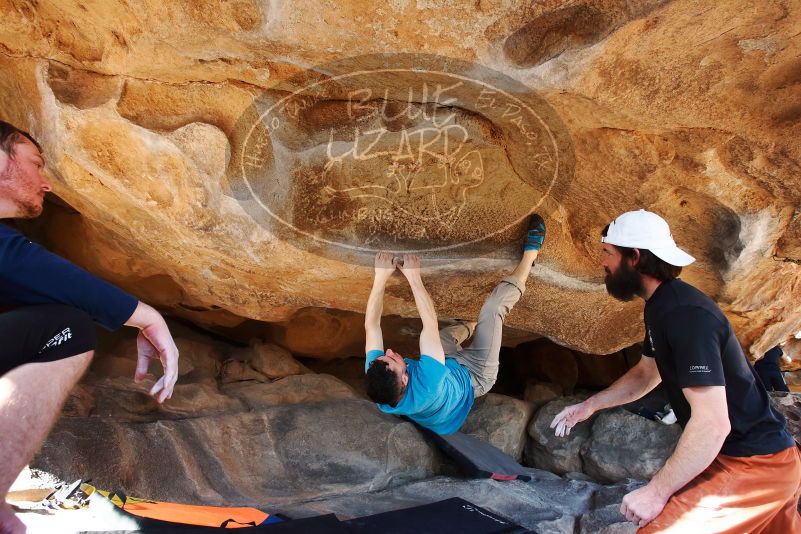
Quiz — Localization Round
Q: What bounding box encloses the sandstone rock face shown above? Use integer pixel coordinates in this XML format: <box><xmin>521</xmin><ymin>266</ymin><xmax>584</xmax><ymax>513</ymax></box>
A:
<box><xmin>222</xmin><ymin>374</ymin><xmax>359</xmax><ymax>410</ymax></box>
<box><xmin>220</xmin><ymin>341</ymin><xmax>311</xmax><ymax>383</ymax></box>
<box><xmin>69</xmin><ymin>324</ymin><xmax>347</xmax><ymax>421</ymax></box>
<box><xmin>528</xmin><ymin>393</ymin><xmax>801</xmax><ymax>485</ymax></box>
<box><xmin>511</xmin><ymin>339</ymin><xmax>639</xmax><ymax>395</ymax></box>
<box><xmin>34</xmin><ymin>400</ymin><xmax>441</xmax><ymax>505</ymax></box>
<box><xmin>0</xmin><ymin>1</ymin><xmax>799</xmax><ymax>357</ymax></box>
<box><xmin>37</xmin><ymin>325</ymin><xmax>553</xmax><ymax>501</ymax></box>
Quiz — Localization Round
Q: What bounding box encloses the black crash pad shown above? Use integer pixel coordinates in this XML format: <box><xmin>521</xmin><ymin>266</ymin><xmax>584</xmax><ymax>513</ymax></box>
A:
<box><xmin>420</xmin><ymin>428</ymin><xmax>533</xmax><ymax>481</ymax></box>
<box><xmin>343</xmin><ymin>497</ymin><xmax>529</xmax><ymax>534</ymax></box>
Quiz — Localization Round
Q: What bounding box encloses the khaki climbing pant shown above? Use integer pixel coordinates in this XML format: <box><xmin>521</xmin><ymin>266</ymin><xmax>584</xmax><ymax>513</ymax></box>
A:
<box><xmin>440</xmin><ymin>276</ymin><xmax>524</xmax><ymax>398</ymax></box>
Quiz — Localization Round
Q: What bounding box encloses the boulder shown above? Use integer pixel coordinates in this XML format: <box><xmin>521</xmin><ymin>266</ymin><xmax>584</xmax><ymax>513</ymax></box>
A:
<box><xmin>94</xmin><ymin>331</ymin><xmax>224</xmax><ymax>381</ymax></box>
<box><xmin>222</xmin><ymin>374</ymin><xmax>358</xmax><ymax>409</ymax></box>
<box><xmin>81</xmin><ymin>377</ymin><xmax>244</xmax><ymax>421</ymax></box>
<box><xmin>237</xmin><ymin>340</ymin><xmax>310</xmax><ymax>379</ymax></box>
<box><xmin>461</xmin><ymin>393</ymin><xmax>535</xmax><ymax>461</ymax></box>
<box><xmin>526</xmin><ymin>399</ymin><xmax>680</xmax><ymax>483</ymax></box>
<box><xmin>266</xmin><ymin>309</ymin><xmax>439</xmax><ymax>360</ymax></box>
<box><xmin>523</xmin><ymin>381</ymin><xmax>563</xmax><ymax>410</ymax></box>
<box><xmin>525</xmin><ymin>395</ymin><xmax>593</xmax><ymax>474</ymax></box>
<box><xmin>220</xmin><ymin>341</ymin><xmax>309</xmax><ymax>384</ymax></box>
<box><xmin>5</xmin><ymin>5</ymin><xmax>801</xmax><ymax>529</ymax></box>
<box><xmin>219</xmin><ymin>359</ymin><xmax>271</xmax><ymax>384</ymax></box>
<box><xmin>578</xmin><ymin>476</ymin><xmax>643</xmax><ymax>533</ymax></box>
<box><xmin>33</xmin><ymin>400</ymin><xmax>441</xmax><ymax>505</ymax></box>
<box><xmin>582</xmin><ymin>410</ymin><xmax>681</xmax><ymax>483</ymax></box>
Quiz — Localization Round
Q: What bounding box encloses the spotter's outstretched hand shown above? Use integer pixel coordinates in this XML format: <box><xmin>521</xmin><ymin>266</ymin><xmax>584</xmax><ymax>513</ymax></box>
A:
<box><xmin>550</xmin><ymin>401</ymin><xmax>594</xmax><ymax>437</ymax></box>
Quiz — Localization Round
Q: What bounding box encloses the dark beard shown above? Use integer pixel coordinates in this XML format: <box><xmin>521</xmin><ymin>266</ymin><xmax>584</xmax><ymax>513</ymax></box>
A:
<box><xmin>604</xmin><ymin>261</ymin><xmax>643</xmax><ymax>302</ymax></box>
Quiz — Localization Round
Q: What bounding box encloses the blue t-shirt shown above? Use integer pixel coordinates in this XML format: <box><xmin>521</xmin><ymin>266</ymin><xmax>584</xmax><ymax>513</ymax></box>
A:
<box><xmin>0</xmin><ymin>223</ymin><xmax>138</xmax><ymax>330</ymax></box>
<box><xmin>365</xmin><ymin>349</ymin><xmax>474</xmax><ymax>435</ymax></box>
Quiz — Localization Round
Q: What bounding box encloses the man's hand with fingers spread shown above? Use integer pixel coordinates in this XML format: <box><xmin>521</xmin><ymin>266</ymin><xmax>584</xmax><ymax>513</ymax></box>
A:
<box><xmin>550</xmin><ymin>401</ymin><xmax>595</xmax><ymax>437</ymax></box>
<box><xmin>126</xmin><ymin>302</ymin><xmax>179</xmax><ymax>404</ymax></box>
<box><xmin>135</xmin><ymin>324</ymin><xmax>179</xmax><ymax>403</ymax></box>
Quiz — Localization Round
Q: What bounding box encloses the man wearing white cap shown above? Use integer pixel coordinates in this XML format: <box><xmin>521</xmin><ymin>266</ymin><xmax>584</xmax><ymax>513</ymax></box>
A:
<box><xmin>551</xmin><ymin>209</ymin><xmax>800</xmax><ymax>533</ymax></box>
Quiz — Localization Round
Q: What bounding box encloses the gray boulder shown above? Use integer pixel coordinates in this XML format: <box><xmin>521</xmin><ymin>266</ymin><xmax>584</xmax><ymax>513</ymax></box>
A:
<box><xmin>461</xmin><ymin>393</ymin><xmax>535</xmax><ymax>461</ymax></box>
<box><xmin>579</xmin><ymin>478</ymin><xmax>644</xmax><ymax>534</ymax></box>
<box><xmin>582</xmin><ymin>409</ymin><xmax>680</xmax><ymax>483</ymax></box>
<box><xmin>525</xmin><ymin>395</ymin><xmax>593</xmax><ymax>473</ymax></box>
<box><xmin>33</xmin><ymin>399</ymin><xmax>441</xmax><ymax>506</ymax></box>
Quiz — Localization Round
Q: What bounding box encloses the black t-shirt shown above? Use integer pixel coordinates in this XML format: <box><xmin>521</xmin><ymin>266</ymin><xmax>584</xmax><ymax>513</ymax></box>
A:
<box><xmin>643</xmin><ymin>279</ymin><xmax>793</xmax><ymax>457</ymax></box>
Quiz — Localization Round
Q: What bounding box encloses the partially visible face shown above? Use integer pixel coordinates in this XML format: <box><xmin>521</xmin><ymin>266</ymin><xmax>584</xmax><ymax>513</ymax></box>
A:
<box><xmin>601</xmin><ymin>243</ymin><xmax>643</xmax><ymax>302</ymax></box>
<box><xmin>0</xmin><ymin>138</ymin><xmax>51</xmax><ymax>218</ymax></box>
<box><xmin>377</xmin><ymin>348</ymin><xmax>409</xmax><ymax>390</ymax></box>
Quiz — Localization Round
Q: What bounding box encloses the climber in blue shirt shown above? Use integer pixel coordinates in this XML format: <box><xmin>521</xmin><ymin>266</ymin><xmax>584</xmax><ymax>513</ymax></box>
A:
<box><xmin>363</xmin><ymin>214</ymin><xmax>546</xmax><ymax>434</ymax></box>
<box><xmin>0</xmin><ymin>120</ymin><xmax>180</xmax><ymax>534</ymax></box>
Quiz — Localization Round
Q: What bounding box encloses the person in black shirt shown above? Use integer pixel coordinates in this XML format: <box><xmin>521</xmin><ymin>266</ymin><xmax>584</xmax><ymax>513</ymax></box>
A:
<box><xmin>0</xmin><ymin>121</ymin><xmax>180</xmax><ymax>534</ymax></box>
<box><xmin>756</xmin><ymin>344</ymin><xmax>791</xmax><ymax>393</ymax></box>
<box><xmin>550</xmin><ymin>209</ymin><xmax>800</xmax><ymax>533</ymax></box>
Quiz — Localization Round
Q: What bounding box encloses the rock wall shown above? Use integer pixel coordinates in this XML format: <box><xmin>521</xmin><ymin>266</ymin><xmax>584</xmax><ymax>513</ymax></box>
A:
<box><xmin>27</xmin><ymin>320</ymin><xmax>801</xmax><ymax>529</ymax></box>
<box><xmin>27</xmin><ymin>325</ymin><xmax>640</xmax><ymax>532</ymax></box>
<box><xmin>1</xmin><ymin>0</ymin><xmax>800</xmax><ymax>356</ymax></box>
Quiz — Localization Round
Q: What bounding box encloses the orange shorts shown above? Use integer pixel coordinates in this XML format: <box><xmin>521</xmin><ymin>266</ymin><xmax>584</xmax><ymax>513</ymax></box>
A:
<box><xmin>640</xmin><ymin>445</ymin><xmax>801</xmax><ymax>533</ymax></box>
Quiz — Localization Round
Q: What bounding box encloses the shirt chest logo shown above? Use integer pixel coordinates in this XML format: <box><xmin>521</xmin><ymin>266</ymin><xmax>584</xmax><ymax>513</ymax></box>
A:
<box><xmin>689</xmin><ymin>365</ymin><xmax>712</xmax><ymax>373</ymax></box>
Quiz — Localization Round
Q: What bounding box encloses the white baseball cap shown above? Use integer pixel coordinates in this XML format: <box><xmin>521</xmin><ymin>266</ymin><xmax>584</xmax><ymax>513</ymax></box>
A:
<box><xmin>601</xmin><ymin>209</ymin><xmax>695</xmax><ymax>267</ymax></box>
